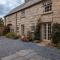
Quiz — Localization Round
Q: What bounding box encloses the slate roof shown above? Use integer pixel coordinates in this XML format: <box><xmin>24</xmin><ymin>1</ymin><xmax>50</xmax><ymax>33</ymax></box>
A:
<box><xmin>5</xmin><ymin>0</ymin><xmax>42</xmax><ymax>16</ymax></box>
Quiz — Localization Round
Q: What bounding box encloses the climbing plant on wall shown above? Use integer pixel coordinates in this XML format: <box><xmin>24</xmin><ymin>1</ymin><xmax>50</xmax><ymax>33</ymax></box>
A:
<box><xmin>34</xmin><ymin>18</ymin><xmax>41</xmax><ymax>40</ymax></box>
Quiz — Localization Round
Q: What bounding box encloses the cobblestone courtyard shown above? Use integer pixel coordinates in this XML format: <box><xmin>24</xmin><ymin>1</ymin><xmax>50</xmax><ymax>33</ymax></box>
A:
<box><xmin>0</xmin><ymin>36</ymin><xmax>60</xmax><ymax>60</ymax></box>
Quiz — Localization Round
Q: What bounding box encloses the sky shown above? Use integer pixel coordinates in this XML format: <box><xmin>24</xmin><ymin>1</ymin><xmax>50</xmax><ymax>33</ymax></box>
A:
<box><xmin>0</xmin><ymin>0</ymin><xmax>24</xmax><ymax>17</ymax></box>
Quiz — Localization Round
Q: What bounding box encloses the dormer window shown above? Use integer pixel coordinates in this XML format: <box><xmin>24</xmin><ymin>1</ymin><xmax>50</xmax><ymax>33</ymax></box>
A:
<box><xmin>21</xmin><ymin>10</ymin><xmax>25</xmax><ymax>18</ymax></box>
<box><xmin>25</xmin><ymin>0</ymin><xmax>30</xmax><ymax>3</ymax></box>
<box><xmin>43</xmin><ymin>0</ymin><xmax>52</xmax><ymax>12</ymax></box>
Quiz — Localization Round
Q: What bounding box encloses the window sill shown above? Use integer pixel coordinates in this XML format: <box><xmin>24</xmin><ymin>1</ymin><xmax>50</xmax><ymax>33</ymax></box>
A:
<box><xmin>42</xmin><ymin>11</ymin><xmax>53</xmax><ymax>15</ymax></box>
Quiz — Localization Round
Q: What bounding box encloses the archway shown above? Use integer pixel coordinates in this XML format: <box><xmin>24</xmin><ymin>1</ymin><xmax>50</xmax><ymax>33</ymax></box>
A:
<box><xmin>6</xmin><ymin>24</ymin><xmax>12</xmax><ymax>32</ymax></box>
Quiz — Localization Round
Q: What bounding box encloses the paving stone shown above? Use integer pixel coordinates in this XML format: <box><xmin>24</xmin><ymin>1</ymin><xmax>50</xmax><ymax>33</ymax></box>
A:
<box><xmin>24</xmin><ymin>52</ymin><xmax>37</xmax><ymax>59</ymax></box>
<box><xmin>16</xmin><ymin>49</ymin><xmax>34</xmax><ymax>57</ymax></box>
<box><xmin>1</xmin><ymin>54</ymin><xmax>17</xmax><ymax>60</ymax></box>
<box><xmin>0</xmin><ymin>36</ymin><xmax>60</xmax><ymax>60</ymax></box>
<box><xmin>29</xmin><ymin>55</ymin><xmax>51</xmax><ymax>60</ymax></box>
<box><xmin>12</xmin><ymin>57</ymin><xmax>27</xmax><ymax>60</ymax></box>
<box><xmin>1</xmin><ymin>49</ymin><xmax>37</xmax><ymax>60</ymax></box>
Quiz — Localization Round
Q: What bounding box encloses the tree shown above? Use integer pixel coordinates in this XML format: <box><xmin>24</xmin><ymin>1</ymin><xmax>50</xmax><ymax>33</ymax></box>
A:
<box><xmin>0</xmin><ymin>18</ymin><xmax>4</xmax><ymax>36</ymax></box>
<box><xmin>0</xmin><ymin>18</ymin><xmax>4</xmax><ymax>27</ymax></box>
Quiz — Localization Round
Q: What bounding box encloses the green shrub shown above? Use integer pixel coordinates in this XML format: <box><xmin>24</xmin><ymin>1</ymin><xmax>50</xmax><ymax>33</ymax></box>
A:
<box><xmin>6</xmin><ymin>32</ymin><xmax>18</xmax><ymax>39</ymax></box>
<box><xmin>54</xmin><ymin>43</ymin><xmax>60</xmax><ymax>49</ymax></box>
<box><xmin>52</xmin><ymin>23</ymin><xmax>60</xmax><ymax>44</ymax></box>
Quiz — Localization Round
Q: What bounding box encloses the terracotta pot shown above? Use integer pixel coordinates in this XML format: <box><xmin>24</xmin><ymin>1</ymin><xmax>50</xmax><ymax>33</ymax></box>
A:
<box><xmin>21</xmin><ymin>36</ymin><xmax>28</xmax><ymax>42</ymax></box>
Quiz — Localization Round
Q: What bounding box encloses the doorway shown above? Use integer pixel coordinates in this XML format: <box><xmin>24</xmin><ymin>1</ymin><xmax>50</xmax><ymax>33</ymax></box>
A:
<box><xmin>41</xmin><ymin>23</ymin><xmax>51</xmax><ymax>40</ymax></box>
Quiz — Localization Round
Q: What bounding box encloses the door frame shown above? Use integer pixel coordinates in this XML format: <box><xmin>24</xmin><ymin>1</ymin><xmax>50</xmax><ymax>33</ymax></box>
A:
<box><xmin>41</xmin><ymin>22</ymin><xmax>52</xmax><ymax>40</ymax></box>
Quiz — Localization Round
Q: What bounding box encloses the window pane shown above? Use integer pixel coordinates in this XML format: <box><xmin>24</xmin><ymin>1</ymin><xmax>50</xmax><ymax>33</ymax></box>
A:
<box><xmin>21</xmin><ymin>10</ymin><xmax>25</xmax><ymax>18</ymax></box>
<box><xmin>31</xmin><ymin>26</ymin><xmax>35</xmax><ymax>32</ymax></box>
<box><xmin>21</xmin><ymin>24</ymin><xmax>25</xmax><ymax>35</ymax></box>
<box><xmin>43</xmin><ymin>0</ymin><xmax>52</xmax><ymax>12</ymax></box>
<box><xmin>48</xmin><ymin>24</ymin><xmax>51</xmax><ymax>40</ymax></box>
<box><xmin>44</xmin><ymin>24</ymin><xmax>46</xmax><ymax>39</ymax></box>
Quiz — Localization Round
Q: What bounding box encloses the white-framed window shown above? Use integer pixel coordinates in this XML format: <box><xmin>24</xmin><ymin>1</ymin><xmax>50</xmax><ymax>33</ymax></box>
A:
<box><xmin>10</xmin><ymin>29</ymin><xmax>14</xmax><ymax>32</ymax></box>
<box><xmin>48</xmin><ymin>23</ymin><xmax>51</xmax><ymax>40</ymax></box>
<box><xmin>43</xmin><ymin>24</ymin><xmax>46</xmax><ymax>39</ymax></box>
<box><xmin>17</xmin><ymin>27</ymin><xmax>19</xmax><ymax>30</ymax></box>
<box><xmin>43</xmin><ymin>0</ymin><xmax>52</xmax><ymax>12</ymax></box>
<box><xmin>21</xmin><ymin>24</ymin><xmax>25</xmax><ymax>35</ymax></box>
<box><xmin>21</xmin><ymin>10</ymin><xmax>25</xmax><ymax>18</ymax></box>
<box><xmin>16</xmin><ymin>27</ymin><xmax>19</xmax><ymax>32</ymax></box>
<box><xmin>31</xmin><ymin>26</ymin><xmax>35</xmax><ymax>32</ymax></box>
<box><xmin>42</xmin><ymin>23</ymin><xmax>52</xmax><ymax>40</ymax></box>
<box><xmin>31</xmin><ymin>23</ymin><xmax>36</xmax><ymax>32</ymax></box>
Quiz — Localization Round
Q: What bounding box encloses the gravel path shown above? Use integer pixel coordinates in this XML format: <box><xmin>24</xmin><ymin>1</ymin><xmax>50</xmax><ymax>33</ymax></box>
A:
<box><xmin>0</xmin><ymin>36</ymin><xmax>60</xmax><ymax>60</ymax></box>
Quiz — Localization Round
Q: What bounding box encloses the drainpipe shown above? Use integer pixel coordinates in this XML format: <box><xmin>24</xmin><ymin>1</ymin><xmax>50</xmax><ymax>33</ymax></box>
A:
<box><xmin>16</xmin><ymin>12</ymin><xmax>17</xmax><ymax>35</ymax></box>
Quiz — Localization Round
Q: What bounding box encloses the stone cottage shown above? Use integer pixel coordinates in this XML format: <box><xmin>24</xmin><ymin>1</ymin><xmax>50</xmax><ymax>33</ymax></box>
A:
<box><xmin>4</xmin><ymin>0</ymin><xmax>60</xmax><ymax>40</ymax></box>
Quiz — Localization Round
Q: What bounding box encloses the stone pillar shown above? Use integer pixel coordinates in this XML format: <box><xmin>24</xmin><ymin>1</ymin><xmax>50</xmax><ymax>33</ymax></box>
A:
<box><xmin>41</xmin><ymin>24</ymin><xmax>44</xmax><ymax>40</ymax></box>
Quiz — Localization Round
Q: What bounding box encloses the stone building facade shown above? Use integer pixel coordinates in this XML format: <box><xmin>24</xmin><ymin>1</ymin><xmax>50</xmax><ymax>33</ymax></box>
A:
<box><xmin>4</xmin><ymin>0</ymin><xmax>60</xmax><ymax>40</ymax></box>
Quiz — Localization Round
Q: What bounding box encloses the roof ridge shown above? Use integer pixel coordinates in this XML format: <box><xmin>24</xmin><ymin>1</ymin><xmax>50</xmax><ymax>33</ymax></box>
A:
<box><xmin>5</xmin><ymin>0</ymin><xmax>42</xmax><ymax>17</ymax></box>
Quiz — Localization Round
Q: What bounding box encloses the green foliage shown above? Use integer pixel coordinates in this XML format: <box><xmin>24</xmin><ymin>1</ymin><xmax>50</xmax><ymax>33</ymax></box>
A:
<box><xmin>3</xmin><ymin>26</ymin><xmax>10</xmax><ymax>35</ymax></box>
<box><xmin>54</xmin><ymin>43</ymin><xmax>60</xmax><ymax>49</ymax></box>
<box><xmin>52</xmin><ymin>23</ymin><xmax>60</xmax><ymax>44</ymax></box>
<box><xmin>0</xmin><ymin>18</ymin><xmax>4</xmax><ymax>27</ymax></box>
<box><xmin>6</xmin><ymin>32</ymin><xmax>18</xmax><ymax>39</ymax></box>
<box><xmin>34</xmin><ymin>19</ymin><xmax>41</xmax><ymax>40</ymax></box>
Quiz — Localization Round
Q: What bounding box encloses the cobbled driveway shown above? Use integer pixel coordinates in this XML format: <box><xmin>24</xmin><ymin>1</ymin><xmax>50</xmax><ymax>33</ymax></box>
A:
<box><xmin>0</xmin><ymin>36</ymin><xmax>60</xmax><ymax>60</ymax></box>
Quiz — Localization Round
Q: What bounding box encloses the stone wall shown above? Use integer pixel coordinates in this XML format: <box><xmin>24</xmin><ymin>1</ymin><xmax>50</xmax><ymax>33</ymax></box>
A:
<box><xmin>17</xmin><ymin>2</ymin><xmax>43</xmax><ymax>35</ymax></box>
<box><xmin>52</xmin><ymin>0</ymin><xmax>60</xmax><ymax>23</ymax></box>
<box><xmin>5</xmin><ymin>0</ymin><xmax>60</xmax><ymax>36</ymax></box>
<box><xmin>5</xmin><ymin>14</ymin><xmax>17</xmax><ymax>33</ymax></box>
